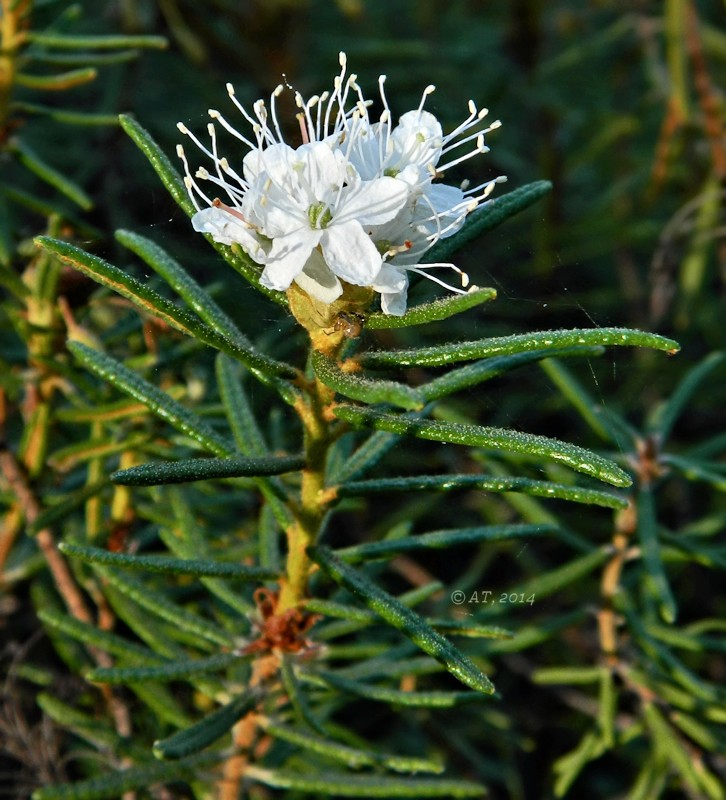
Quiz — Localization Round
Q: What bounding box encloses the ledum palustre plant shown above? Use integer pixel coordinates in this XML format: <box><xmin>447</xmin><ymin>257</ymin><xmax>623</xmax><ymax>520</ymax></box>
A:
<box><xmin>28</xmin><ymin>53</ymin><xmax>685</xmax><ymax>799</ymax></box>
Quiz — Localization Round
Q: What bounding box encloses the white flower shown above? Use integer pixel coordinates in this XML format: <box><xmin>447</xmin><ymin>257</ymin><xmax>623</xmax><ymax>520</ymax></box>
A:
<box><xmin>177</xmin><ymin>52</ymin><xmax>504</xmax><ymax>315</ymax></box>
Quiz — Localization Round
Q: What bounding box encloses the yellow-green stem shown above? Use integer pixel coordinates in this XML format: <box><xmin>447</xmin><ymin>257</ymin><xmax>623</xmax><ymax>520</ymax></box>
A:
<box><xmin>0</xmin><ymin>0</ymin><xmax>28</xmax><ymax>131</ymax></box>
<box><xmin>277</xmin><ymin>376</ymin><xmax>334</xmax><ymax>613</ymax></box>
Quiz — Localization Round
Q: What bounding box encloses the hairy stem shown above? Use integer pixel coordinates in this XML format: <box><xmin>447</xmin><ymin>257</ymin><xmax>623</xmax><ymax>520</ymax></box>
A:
<box><xmin>277</xmin><ymin>375</ymin><xmax>335</xmax><ymax>613</ymax></box>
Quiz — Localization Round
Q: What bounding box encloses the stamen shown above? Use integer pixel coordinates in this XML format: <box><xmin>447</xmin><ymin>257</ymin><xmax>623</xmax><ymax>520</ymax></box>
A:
<box><xmin>417</xmin><ymin>84</ymin><xmax>436</xmax><ymax>114</ymax></box>
<box><xmin>297</xmin><ymin>112</ymin><xmax>310</xmax><ymax>145</ymax></box>
<box><xmin>212</xmin><ymin>198</ymin><xmax>248</xmax><ymax>223</ymax></box>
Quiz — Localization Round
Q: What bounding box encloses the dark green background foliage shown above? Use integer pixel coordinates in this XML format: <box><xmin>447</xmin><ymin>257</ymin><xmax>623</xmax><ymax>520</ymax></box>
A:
<box><xmin>1</xmin><ymin>2</ymin><xmax>725</xmax><ymax>799</ymax></box>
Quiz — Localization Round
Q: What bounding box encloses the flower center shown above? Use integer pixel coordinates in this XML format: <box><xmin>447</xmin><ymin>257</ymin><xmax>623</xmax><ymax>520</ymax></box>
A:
<box><xmin>307</xmin><ymin>202</ymin><xmax>333</xmax><ymax>229</ymax></box>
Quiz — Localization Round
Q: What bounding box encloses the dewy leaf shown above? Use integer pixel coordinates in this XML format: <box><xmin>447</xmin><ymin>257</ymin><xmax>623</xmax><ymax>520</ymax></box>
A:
<box><xmin>86</xmin><ymin>653</ymin><xmax>242</xmax><ymax>684</ymax></box>
<box><xmin>366</xmin><ymin>287</ymin><xmax>497</xmax><ymax>329</ymax></box>
<box><xmin>336</xmin><ymin>473</ymin><xmax>627</xmax><ymax>509</ymax></box>
<box><xmin>36</xmin><ymin>236</ymin><xmax>297</xmax><ymax>383</ymax></box>
<box><xmin>94</xmin><ymin>565</ymin><xmax>234</xmax><ymax>647</ymax></box>
<box><xmin>244</xmin><ymin>766</ymin><xmax>487</xmax><ymax>798</ymax></box>
<box><xmin>335</xmin><ymin>524</ymin><xmax>553</xmax><ymax>563</ymax></box>
<box><xmin>334</xmin><ymin>406</ymin><xmax>632</xmax><ymax>488</ymax></box>
<box><xmin>312</xmin><ymin>351</ymin><xmax>424</xmax><ymax>411</ymax></box>
<box><xmin>119</xmin><ymin>114</ymin><xmax>288</xmax><ymax>308</ymax></box>
<box><xmin>360</xmin><ymin>327</ymin><xmax>680</xmax><ymax>368</ymax></box>
<box><xmin>259</xmin><ymin>718</ymin><xmax>443</xmax><ymax>773</ymax></box>
<box><xmin>153</xmin><ymin>691</ymin><xmax>258</xmax><ymax>759</ymax></box>
<box><xmin>425</xmin><ymin>180</ymin><xmax>552</xmax><ymax>263</ymax></box>
<box><xmin>111</xmin><ymin>454</ymin><xmax>304</xmax><ymax>485</ymax></box>
<box><xmin>38</xmin><ymin>609</ymin><xmax>165</xmax><ymax>665</ymax></box>
<box><xmin>422</xmin><ymin>346</ymin><xmax>605</xmax><ymax>402</ymax></box>
<box><xmin>303</xmin><ymin>670</ymin><xmax>486</xmax><ymax>708</ymax></box>
<box><xmin>59</xmin><ymin>543</ymin><xmax>279</xmax><ymax>580</ymax></box>
<box><xmin>308</xmin><ymin>545</ymin><xmax>495</xmax><ymax>695</ymax></box>
<box><xmin>68</xmin><ymin>342</ymin><xmax>234</xmax><ymax>456</ymax></box>
<box><xmin>649</xmin><ymin>351</ymin><xmax>725</xmax><ymax>442</ymax></box>
<box><xmin>31</xmin><ymin>754</ymin><xmax>220</xmax><ymax>800</ymax></box>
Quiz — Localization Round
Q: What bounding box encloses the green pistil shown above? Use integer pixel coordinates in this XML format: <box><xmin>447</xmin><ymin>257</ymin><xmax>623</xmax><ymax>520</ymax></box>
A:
<box><xmin>308</xmin><ymin>202</ymin><xmax>333</xmax><ymax>229</ymax></box>
<box><xmin>383</xmin><ymin>167</ymin><xmax>399</xmax><ymax>178</ymax></box>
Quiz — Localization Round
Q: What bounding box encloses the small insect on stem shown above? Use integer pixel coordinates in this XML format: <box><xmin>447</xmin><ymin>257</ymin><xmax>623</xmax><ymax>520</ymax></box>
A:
<box><xmin>330</xmin><ymin>312</ymin><xmax>365</xmax><ymax>339</ymax></box>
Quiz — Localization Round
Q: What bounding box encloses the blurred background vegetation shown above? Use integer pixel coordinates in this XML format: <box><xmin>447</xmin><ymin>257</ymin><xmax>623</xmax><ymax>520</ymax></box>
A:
<box><xmin>1</xmin><ymin>1</ymin><xmax>725</xmax><ymax>798</ymax></box>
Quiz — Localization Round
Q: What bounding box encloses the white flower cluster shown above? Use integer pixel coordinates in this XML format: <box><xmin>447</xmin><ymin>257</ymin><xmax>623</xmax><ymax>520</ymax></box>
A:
<box><xmin>177</xmin><ymin>53</ymin><xmax>505</xmax><ymax>315</ymax></box>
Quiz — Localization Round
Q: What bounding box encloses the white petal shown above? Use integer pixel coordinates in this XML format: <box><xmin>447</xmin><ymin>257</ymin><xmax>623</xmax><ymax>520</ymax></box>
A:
<box><xmin>380</xmin><ymin>288</ymin><xmax>408</xmax><ymax>316</ymax></box>
<box><xmin>321</xmin><ymin>221</ymin><xmax>382</xmax><ymax>286</ymax></box>
<box><xmin>191</xmin><ymin>207</ymin><xmax>265</xmax><ymax>262</ymax></box>
<box><xmin>294</xmin><ymin>250</ymin><xmax>343</xmax><ymax>304</ymax></box>
<box><xmin>335</xmin><ymin>177</ymin><xmax>408</xmax><ymax>226</ymax></box>
<box><xmin>259</xmin><ymin>229</ymin><xmax>320</xmax><ymax>291</ymax></box>
<box><xmin>296</xmin><ymin>142</ymin><xmax>346</xmax><ymax>199</ymax></box>
<box><xmin>372</xmin><ymin>262</ymin><xmax>408</xmax><ymax>294</ymax></box>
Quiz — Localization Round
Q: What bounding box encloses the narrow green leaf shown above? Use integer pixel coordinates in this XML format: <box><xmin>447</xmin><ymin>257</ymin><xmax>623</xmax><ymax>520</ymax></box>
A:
<box><xmin>119</xmin><ymin>114</ymin><xmax>194</xmax><ymax>215</ymax></box>
<box><xmin>245</xmin><ymin>766</ymin><xmax>487</xmax><ymax>797</ymax></box>
<box><xmin>28</xmin><ymin>480</ymin><xmax>108</xmax><ymax>533</ymax></box>
<box><xmin>598</xmin><ymin>667</ymin><xmax>616</xmax><ymax>748</ymax></box>
<box><xmin>11</xmin><ymin>101</ymin><xmax>120</xmax><ymax>125</ymax></box>
<box><xmin>280</xmin><ymin>655</ymin><xmax>329</xmax><ymax>735</ymax></box>
<box><xmin>637</xmin><ymin>485</ymin><xmax>677</xmax><ymax>623</ymax></box>
<box><xmin>115</xmin><ymin>229</ymin><xmax>253</xmax><ymax>352</ymax></box>
<box><xmin>303</xmin><ymin>670</ymin><xmax>483</xmax><ymax>708</ymax></box>
<box><xmin>334</xmin><ymin>406</ymin><xmax>632</xmax><ymax>488</ymax></box>
<box><xmin>68</xmin><ymin>342</ymin><xmax>234</xmax><ymax>456</ymax></box>
<box><xmin>334</xmin><ymin>430</ymin><xmax>399</xmax><ymax>482</ymax></box>
<box><xmin>15</xmin><ymin>67</ymin><xmax>97</xmax><ymax>90</ymax></box>
<box><xmin>37</xmin><ymin>694</ymin><xmax>120</xmax><ymax>751</ymax></box>
<box><xmin>260</xmin><ymin>718</ymin><xmax>443</xmax><ymax>774</ymax></box>
<box><xmin>153</xmin><ymin>691</ymin><xmax>257</xmax><ymax>759</ymax></box>
<box><xmin>366</xmin><ymin>288</ymin><xmax>497</xmax><ymax>329</ymax></box>
<box><xmin>119</xmin><ymin>114</ymin><xmax>288</xmax><ymax>308</ymax></box>
<box><xmin>26</xmin><ymin>32</ymin><xmax>168</xmax><ymax>49</ymax></box>
<box><xmin>166</xmin><ymin>488</ymin><xmax>256</xmax><ymax>616</ymax></box>
<box><xmin>129</xmin><ymin>681</ymin><xmax>194</xmax><ymax>729</ymax></box>
<box><xmin>424</xmin><ymin>619</ymin><xmax>512</xmax><ymax>639</ymax></box>
<box><xmin>661</xmin><ymin>453</ymin><xmax>726</xmax><ymax>491</ymax></box>
<box><xmin>643</xmin><ymin>703</ymin><xmax>717</xmax><ymax>799</ymax></box>
<box><xmin>552</xmin><ymin>731</ymin><xmax>605</xmax><ymax>798</ymax></box>
<box><xmin>216</xmin><ymin>355</ymin><xmax>293</xmax><ymax>527</ymax></box>
<box><xmin>651</xmin><ymin>352</ymin><xmax>725</xmax><ymax>441</ymax></box>
<box><xmin>86</xmin><ymin>653</ymin><xmax>242</xmax><ymax>684</ymax></box>
<box><xmin>313</xmin><ymin>351</ymin><xmax>424</xmax><ymax>411</ymax></box>
<box><xmin>336</xmin><ymin>524</ymin><xmax>553</xmax><ymax>563</ymax></box>
<box><xmin>11</xmin><ymin>139</ymin><xmax>92</xmax><ymax>209</ymax></box>
<box><xmin>309</xmin><ymin>545</ymin><xmax>495</xmax><ymax>695</ymax></box>
<box><xmin>423</xmin><ymin>346</ymin><xmax>604</xmax><ymax>401</ymax></box>
<box><xmin>360</xmin><ymin>327</ymin><xmax>680</xmax><ymax>368</ymax></box>
<box><xmin>511</xmin><ymin>548</ymin><xmax>609</xmax><ymax>600</ymax></box>
<box><xmin>426</xmin><ymin>180</ymin><xmax>552</xmax><ymax>263</ymax></box>
<box><xmin>216</xmin><ymin>355</ymin><xmax>270</xmax><ymax>456</ymax></box>
<box><xmin>111</xmin><ymin>453</ymin><xmax>304</xmax><ymax>486</ymax></box>
<box><xmin>36</xmin><ymin>237</ymin><xmax>296</xmax><ymax>382</ymax></box>
<box><xmin>28</xmin><ymin>50</ymin><xmax>140</xmax><ymax>66</ymax></box>
<box><xmin>336</xmin><ymin>473</ymin><xmax>627</xmax><ymax>509</ymax></box>
<box><xmin>38</xmin><ymin>609</ymin><xmax>164</xmax><ymax>664</ymax></box>
<box><xmin>59</xmin><ymin>542</ymin><xmax>278</xmax><ymax>580</ymax></box>
<box><xmin>532</xmin><ymin>666</ymin><xmax>604</xmax><ymax>685</ymax></box>
<box><xmin>31</xmin><ymin>754</ymin><xmax>219</xmax><ymax>800</ymax></box>
<box><xmin>94</xmin><ymin>565</ymin><xmax>235</xmax><ymax>648</ymax></box>
<box><xmin>539</xmin><ymin>357</ymin><xmax>612</xmax><ymax>440</ymax></box>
